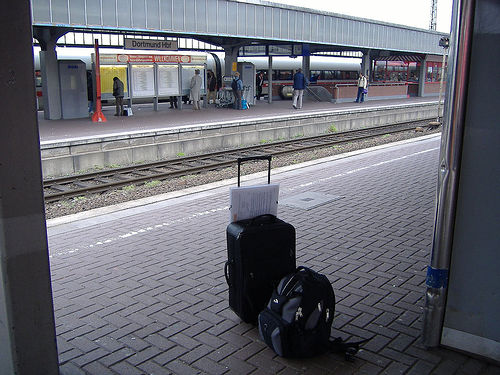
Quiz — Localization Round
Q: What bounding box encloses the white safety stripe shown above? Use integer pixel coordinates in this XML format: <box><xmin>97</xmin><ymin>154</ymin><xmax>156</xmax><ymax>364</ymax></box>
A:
<box><xmin>50</xmin><ymin>147</ymin><xmax>439</xmax><ymax>259</ymax></box>
<box><xmin>49</xmin><ymin>206</ymin><xmax>229</xmax><ymax>258</ymax></box>
<box><xmin>286</xmin><ymin>147</ymin><xmax>439</xmax><ymax>192</ymax></box>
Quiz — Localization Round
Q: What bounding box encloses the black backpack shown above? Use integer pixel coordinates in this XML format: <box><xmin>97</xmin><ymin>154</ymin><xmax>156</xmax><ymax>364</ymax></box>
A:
<box><xmin>231</xmin><ymin>78</ymin><xmax>239</xmax><ymax>91</ymax></box>
<box><xmin>258</xmin><ymin>266</ymin><xmax>367</xmax><ymax>360</ymax></box>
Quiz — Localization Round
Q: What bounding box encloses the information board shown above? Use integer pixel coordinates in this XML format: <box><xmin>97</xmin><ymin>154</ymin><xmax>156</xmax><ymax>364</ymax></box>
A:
<box><xmin>131</xmin><ymin>65</ymin><xmax>155</xmax><ymax>97</ymax></box>
<box><xmin>157</xmin><ymin>65</ymin><xmax>179</xmax><ymax>96</ymax></box>
<box><xmin>181</xmin><ymin>65</ymin><xmax>205</xmax><ymax>95</ymax></box>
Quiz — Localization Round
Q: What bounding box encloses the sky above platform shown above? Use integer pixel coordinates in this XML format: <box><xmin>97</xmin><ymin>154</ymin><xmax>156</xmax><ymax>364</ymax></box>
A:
<box><xmin>277</xmin><ymin>0</ymin><xmax>453</xmax><ymax>33</ymax></box>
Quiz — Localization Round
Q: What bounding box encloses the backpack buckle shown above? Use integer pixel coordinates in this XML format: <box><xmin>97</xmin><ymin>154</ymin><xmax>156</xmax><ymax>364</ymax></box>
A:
<box><xmin>270</xmin><ymin>294</ymin><xmax>288</xmax><ymax>314</ymax></box>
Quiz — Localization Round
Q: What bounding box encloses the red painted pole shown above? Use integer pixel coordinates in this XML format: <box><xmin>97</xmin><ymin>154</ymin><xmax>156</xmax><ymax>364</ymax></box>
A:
<box><xmin>92</xmin><ymin>39</ymin><xmax>107</xmax><ymax>123</ymax></box>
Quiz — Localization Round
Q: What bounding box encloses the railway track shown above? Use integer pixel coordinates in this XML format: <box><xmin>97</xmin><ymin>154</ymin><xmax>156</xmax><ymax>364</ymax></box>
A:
<box><xmin>43</xmin><ymin>120</ymin><xmax>435</xmax><ymax>202</ymax></box>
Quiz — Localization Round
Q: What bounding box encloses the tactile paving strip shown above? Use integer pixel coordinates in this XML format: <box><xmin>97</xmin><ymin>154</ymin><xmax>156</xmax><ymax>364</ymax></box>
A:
<box><xmin>279</xmin><ymin>191</ymin><xmax>344</xmax><ymax>210</ymax></box>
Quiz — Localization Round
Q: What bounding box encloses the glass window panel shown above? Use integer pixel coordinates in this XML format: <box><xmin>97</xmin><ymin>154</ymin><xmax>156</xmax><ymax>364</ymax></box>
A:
<box><xmin>207</xmin><ymin>0</ymin><xmax>218</xmax><ymax>33</ymax></box>
<box><xmin>33</xmin><ymin>0</ymin><xmax>51</xmax><ymax>22</ymax></box>
<box><xmin>132</xmin><ymin>0</ymin><xmax>146</xmax><ymax>28</ymax></box>
<box><xmin>173</xmin><ymin>0</ymin><xmax>185</xmax><ymax>30</ymax></box>
<box><xmin>217</xmin><ymin>0</ymin><xmax>227</xmax><ymax>34</ymax></box>
<box><xmin>303</xmin><ymin>13</ymin><xmax>310</xmax><ymax>40</ymax></box>
<box><xmin>160</xmin><ymin>0</ymin><xmax>173</xmax><ymax>29</ymax></box>
<box><xmin>264</xmin><ymin>7</ymin><xmax>272</xmax><ymax>37</ymax></box>
<box><xmin>117</xmin><ymin>0</ymin><xmax>131</xmax><ymax>27</ymax></box>
<box><xmin>69</xmin><ymin>0</ymin><xmax>86</xmax><ymax>24</ymax></box>
<box><xmin>66</xmin><ymin>33</ymin><xmax>75</xmax><ymax>44</ymax></box>
<box><xmin>102</xmin><ymin>0</ymin><xmax>116</xmax><ymax>26</ymax></box>
<box><xmin>52</xmin><ymin>0</ymin><xmax>69</xmax><ymax>23</ymax></box>
<box><xmin>196</xmin><ymin>0</ymin><xmax>207</xmax><ymax>32</ymax></box>
<box><xmin>408</xmin><ymin>62</ymin><xmax>418</xmax><ymax>81</ymax></box>
<box><xmin>280</xmin><ymin>9</ymin><xmax>288</xmax><ymax>39</ymax></box>
<box><xmin>227</xmin><ymin>2</ymin><xmax>237</xmax><ymax>35</ymax></box>
<box><xmin>237</xmin><ymin>3</ymin><xmax>246</xmax><ymax>35</ymax></box>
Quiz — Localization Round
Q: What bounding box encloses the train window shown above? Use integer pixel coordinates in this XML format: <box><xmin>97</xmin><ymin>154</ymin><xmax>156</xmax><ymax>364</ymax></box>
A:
<box><xmin>34</xmin><ymin>70</ymin><xmax>42</xmax><ymax>87</ymax></box>
<box><xmin>426</xmin><ymin>62</ymin><xmax>442</xmax><ymax>82</ymax></box>
<box><xmin>408</xmin><ymin>62</ymin><xmax>419</xmax><ymax>82</ymax></box>
<box><xmin>386</xmin><ymin>62</ymin><xmax>407</xmax><ymax>82</ymax></box>
<box><xmin>373</xmin><ymin>61</ymin><xmax>387</xmax><ymax>81</ymax></box>
<box><xmin>274</xmin><ymin>70</ymin><xmax>293</xmax><ymax>80</ymax></box>
<box><xmin>310</xmin><ymin>70</ymin><xmax>322</xmax><ymax>82</ymax></box>
<box><xmin>323</xmin><ymin>71</ymin><xmax>334</xmax><ymax>80</ymax></box>
<box><xmin>344</xmin><ymin>71</ymin><xmax>358</xmax><ymax>80</ymax></box>
<box><xmin>373</xmin><ymin>61</ymin><xmax>417</xmax><ymax>82</ymax></box>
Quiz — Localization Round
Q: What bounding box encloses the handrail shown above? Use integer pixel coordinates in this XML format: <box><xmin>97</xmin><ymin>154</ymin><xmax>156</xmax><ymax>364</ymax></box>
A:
<box><xmin>334</xmin><ymin>82</ymin><xmax>407</xmax><ymax>88</ymax></box>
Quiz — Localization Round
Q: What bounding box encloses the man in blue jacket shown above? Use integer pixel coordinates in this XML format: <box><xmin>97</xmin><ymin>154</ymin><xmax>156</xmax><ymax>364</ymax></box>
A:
<box><xmin>232</xmin><ymin>72</ymin><xmax>243</xmax><ymax>110</ymax></box>
<box><xmin>292</xmin><ymin>68</ymin><xmax>307</xmax><ymax>109</ymax></box>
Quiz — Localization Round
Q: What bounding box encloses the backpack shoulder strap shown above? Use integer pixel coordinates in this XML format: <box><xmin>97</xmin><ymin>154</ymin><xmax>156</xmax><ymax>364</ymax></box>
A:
<box><xmin>328</xmin><ymin>337</ymin><xmax>370</xmax><ymax>362</ymax></box>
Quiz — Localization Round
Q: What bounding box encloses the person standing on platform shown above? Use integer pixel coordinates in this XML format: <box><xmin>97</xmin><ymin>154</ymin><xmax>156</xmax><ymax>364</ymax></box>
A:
<box><xmin>169</xmin><ymin>96</ymin><xmax>178</xmax><ymax>109</ymax></box>
<box><xmin>112</xmin><ymin>76</ymin><xmax>124</xmax><ymax>116</ymax></box>
<box><xmin>190</xmin><ymin>69</ymin><xmax>202</xmax><ymax>110</ymax></box>
<box><xmin>292</xmin><ymin>68</ymin><xmax>307</xmax><ymax>109</ymax></box>
<box><xmin>207</xmin><ymin>70</ymin><xmax>217</xmax><ymax>105</ymax></box>
<box><xmin>232</xmin><ymin>72</ymin><xmax>243</xmax><ymax>110</ymax></box>
<box><xmin>256</xmin><ymin>71</ymin><xmax>264</xmax><ymax>100</ymax></box>
<box><xmin>355</xmin><ymin>73</ymin><xmax>367</xmax><ymax>103</ymax></box>
<box><xmin>87</xmin><ymin>71</ymin><xmax>94</xmax><ymax>115</ymax></box>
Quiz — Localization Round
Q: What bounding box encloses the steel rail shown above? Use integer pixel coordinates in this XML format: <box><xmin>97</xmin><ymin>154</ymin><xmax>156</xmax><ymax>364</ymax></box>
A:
<box><xmin>44</xmin><ymin>120</ymin><xmax>434</xmax><ymax>202</ymax></box>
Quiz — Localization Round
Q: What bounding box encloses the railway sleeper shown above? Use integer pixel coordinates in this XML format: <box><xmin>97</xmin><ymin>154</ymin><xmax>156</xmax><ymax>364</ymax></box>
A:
<box><xmin>95</xmin><ymin>177</ymin><xmax>117</xmax><ymax>184</ymax></box>
<box><xmin>49</xmin><ymin>184</ymin><xmax>70</xmax><ymax>192</ymax></box>
<box><xmin>73</xmin><ymin>181</ymin><xmax>93</xmax><ymax>188</ymax></box>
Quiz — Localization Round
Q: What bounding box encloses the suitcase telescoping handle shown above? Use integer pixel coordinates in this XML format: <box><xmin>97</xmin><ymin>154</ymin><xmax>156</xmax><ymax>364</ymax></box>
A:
<box><xmin>237</xmin><ymin>155</ymin><xmax>272</xmax><ymax>187</ymax></box>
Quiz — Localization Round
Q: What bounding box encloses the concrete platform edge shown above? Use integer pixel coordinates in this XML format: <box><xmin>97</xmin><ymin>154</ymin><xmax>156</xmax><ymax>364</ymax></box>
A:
<box><xmin>46</xmin><ymin>133</ymin><xmax>440</xmax><ymax>229</ymax></box>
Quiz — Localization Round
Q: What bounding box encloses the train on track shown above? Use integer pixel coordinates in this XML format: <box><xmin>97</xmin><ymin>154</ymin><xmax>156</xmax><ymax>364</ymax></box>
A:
<box><xmin>33</xmin><ymin>46</ymin><xmax>362</xmax><ymax>106</ymax></box>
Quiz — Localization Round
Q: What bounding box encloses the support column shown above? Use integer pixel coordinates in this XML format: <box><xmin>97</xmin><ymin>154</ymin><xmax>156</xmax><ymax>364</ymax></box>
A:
<box><xmin>0</xmin><ymin>2</ymin><xmax>59</xmax><ymax>375</ymax></box>
<box><xmin>33</xmin><ymin>27</ymin><xmax>69</xmax><ymax>120</ymax></box>
<box><xmin>223</xmin><ymin>45</ymin><xmax>239</xmax><ymax>78</ymax></box>
<box><xmin>40</xmin><ymin>40</ymin><xmax>61</xmax><ymax>119</ymax></box>
<box><xmin>418</xmin><ymin>56</ymin><xmax>428</xmax><ymax>97</ymax></box>
<box><xmin>302</xmin><ymin>55</ymin><xmax>311</xmax><ymax>82</ymax></box>
<box><xmin>361</xmin><ymin>51</ymin><xmax>371</xmax><ymax>77</ymax></box>
<box><xmin>268</xmin><ymin>56</ymin><xmax>273</xmax><ymax>104</ymax></box>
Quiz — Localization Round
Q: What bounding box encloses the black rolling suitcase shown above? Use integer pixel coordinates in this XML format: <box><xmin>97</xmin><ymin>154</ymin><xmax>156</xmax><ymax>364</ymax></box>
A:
<box><xmin>225</xmin><ymin>156</ymin><xmax>296</xmax><ymax>323</ymax></box>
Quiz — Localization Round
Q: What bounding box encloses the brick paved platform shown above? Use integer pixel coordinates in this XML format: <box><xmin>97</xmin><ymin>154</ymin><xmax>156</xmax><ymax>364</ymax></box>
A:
<box><xmin>38</xmin><ymin>97</ymin><xmax>437</xmax><ymax>144</ymax></box>
<box><xmin>46</xmin><ymin>134</ymin><xmax>500</xmax><ymax>375</ymax></box>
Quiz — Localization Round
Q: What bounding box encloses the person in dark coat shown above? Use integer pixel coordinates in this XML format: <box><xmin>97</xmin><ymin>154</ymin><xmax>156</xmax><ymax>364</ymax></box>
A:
<box><xmin>232</xmin><ymin>72</ymin><xmax>243</xmax><ymax>110</ymax></box>
<box><xmin>292</xmin><ymin>68</ymin><xmax>307</xmax><ymax>109</ymax></box>
<box><xmin>256</xmin><ymin>71</ymin><xmax>264</xmax><ymax>100</ymax></box>
<box><xmin>112</xmin><ymin>76</ymin><xmax>124</xmax><ymax>116</ymax></box>
<box><xmin>207</xmin><ymin>70</ymin><xmax>217</xmax><ymax>104</ymax></box>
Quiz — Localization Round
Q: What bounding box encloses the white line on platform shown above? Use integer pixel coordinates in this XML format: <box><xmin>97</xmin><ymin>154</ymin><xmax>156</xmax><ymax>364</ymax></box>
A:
<box><xmin>47</xmin><ymin>134</ymin><xmax>440</xmax><ymax>259</ymax></box>
<box><xmin>47</xmin><ymin>133</ymin><xmax>440</xmax><ymax>229</ymax></box>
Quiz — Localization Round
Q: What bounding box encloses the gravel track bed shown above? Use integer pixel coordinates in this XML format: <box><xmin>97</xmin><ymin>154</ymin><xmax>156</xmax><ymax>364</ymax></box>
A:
<box><xmin>45</xmin><ymin>128</ymin><xmax>441</xmax><ymax>219</ymax></box>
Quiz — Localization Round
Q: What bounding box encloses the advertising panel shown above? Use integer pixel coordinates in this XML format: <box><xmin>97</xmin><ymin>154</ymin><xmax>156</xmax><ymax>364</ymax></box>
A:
<box><xmin>100</xmin><ymin>65</ymin><xmax>128</xmax><ymax>97</ymax></box>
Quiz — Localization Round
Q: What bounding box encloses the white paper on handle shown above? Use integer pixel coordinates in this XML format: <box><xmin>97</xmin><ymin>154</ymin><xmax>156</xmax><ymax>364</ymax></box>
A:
<box><xmin>229</xmin><ymin>183</ymin><xmax>279</xmax><ymax>222</ymax></box>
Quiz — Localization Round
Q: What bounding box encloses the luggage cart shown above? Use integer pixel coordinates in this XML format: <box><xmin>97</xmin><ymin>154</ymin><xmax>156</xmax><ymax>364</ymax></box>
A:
<box><xmin>217</xmin><ymin>87</ymin><xmax>235</xmax><ymax>108</ymax></box>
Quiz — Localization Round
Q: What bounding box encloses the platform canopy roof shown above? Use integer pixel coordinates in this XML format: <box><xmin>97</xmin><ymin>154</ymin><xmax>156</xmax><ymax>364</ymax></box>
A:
<box><xmin>31</xmin><ymin>0</ymin><xmax>448</xmax><ymax>56</ymax></box>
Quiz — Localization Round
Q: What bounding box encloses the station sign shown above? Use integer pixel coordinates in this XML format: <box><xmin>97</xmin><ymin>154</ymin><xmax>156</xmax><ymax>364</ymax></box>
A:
<box><xmin>240</xmin><ymin>44</ymin><xmax>303</xmax><ymax>57</ymax></box>
<box><xmin>124</xmin><ymin>38</ymin><xmax>178</xmax><ymax>51</ymax></box>
<box><xmin>98</xmin><ymin>54</ymin><xmax>207</xmax><ymax>64</ymax></box>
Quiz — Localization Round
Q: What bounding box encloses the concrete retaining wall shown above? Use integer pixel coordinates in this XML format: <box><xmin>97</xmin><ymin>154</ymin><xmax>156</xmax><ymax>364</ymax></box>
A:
<box><xmin>41</xmin><ymin>102</ymin><xmax>438</xmax><ymax>177</ymax></box>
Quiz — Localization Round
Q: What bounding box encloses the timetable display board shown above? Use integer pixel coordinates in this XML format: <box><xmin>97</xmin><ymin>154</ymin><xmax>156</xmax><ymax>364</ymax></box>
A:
<box><xmin>100</xmin><ymin>65</ymin><xmax>128</xmax><ymax>97</ymax></box>
<box><xmin>96</xmin><ymin>54</ymin><xmax>207</xmax><ymax>102</ymax></box>
<box><xmin>181</xmin><ymin>65</ymin><xmax>206</xmax><ymax>95</ymax></box>
<box><xmin>131</xmin><ymin>65</ymin><xmax>155</xmax><ymax>97</ymax></box>
<box><xmin>157</xmin><ymin>65</ymin><xmax>179</xmax><ymax>96</ymax></box>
